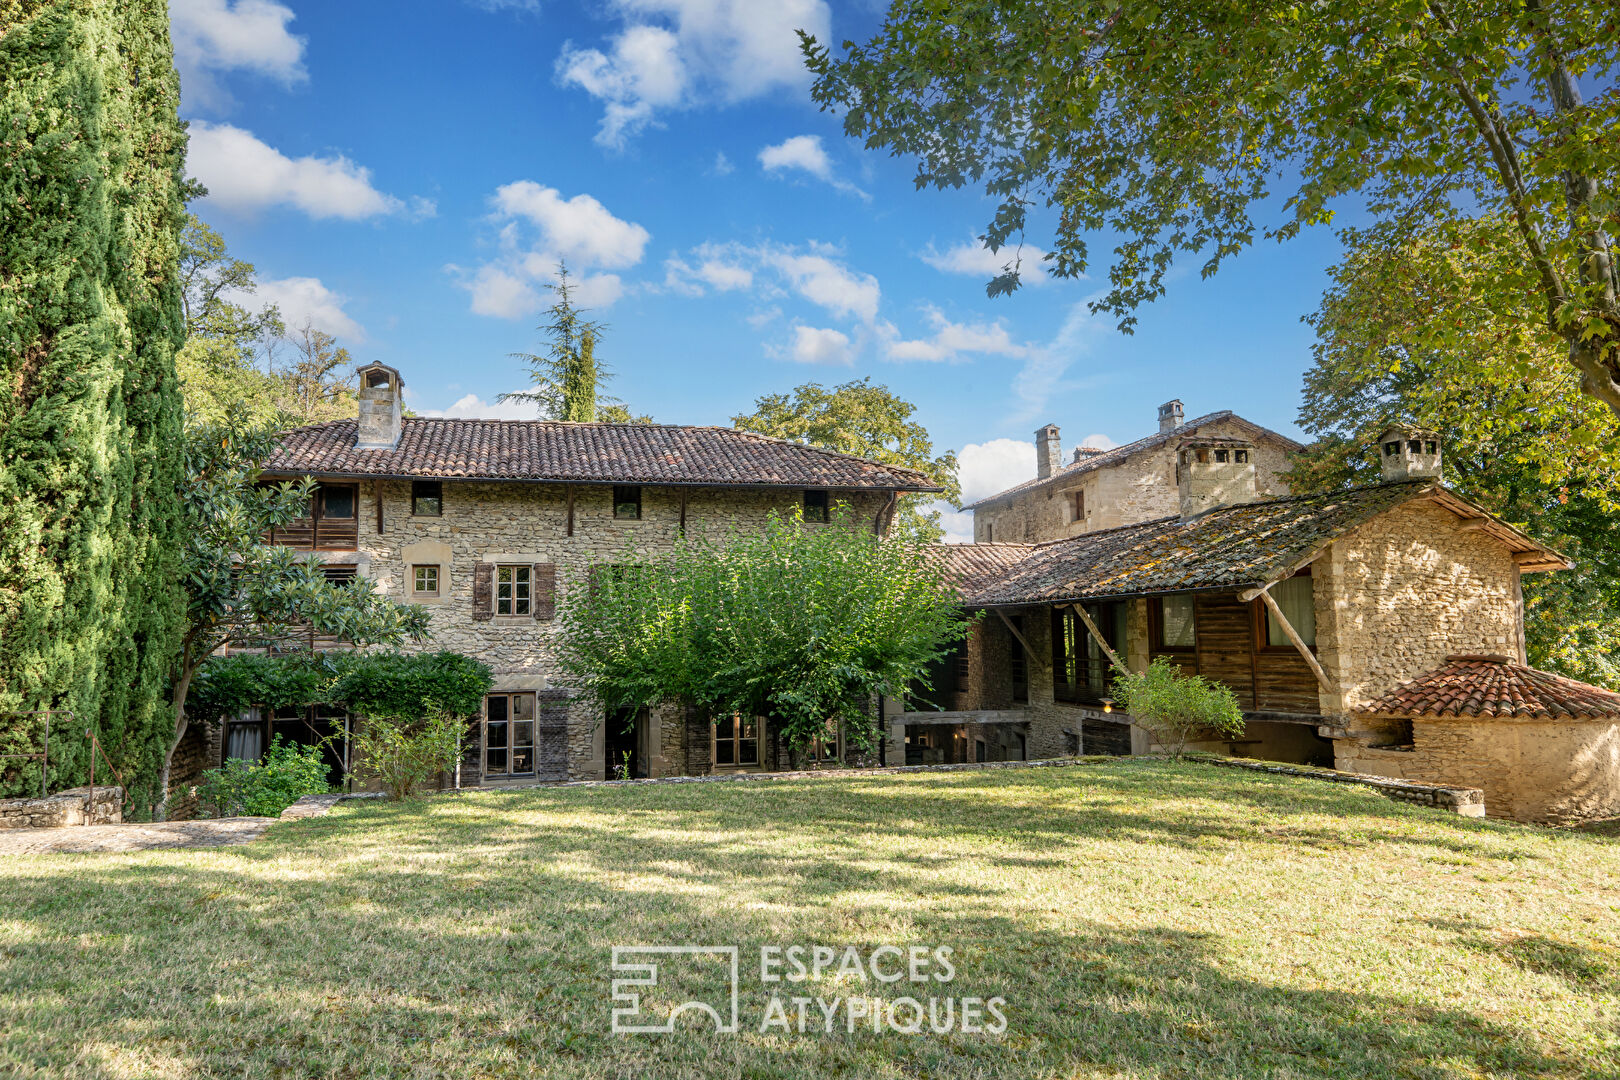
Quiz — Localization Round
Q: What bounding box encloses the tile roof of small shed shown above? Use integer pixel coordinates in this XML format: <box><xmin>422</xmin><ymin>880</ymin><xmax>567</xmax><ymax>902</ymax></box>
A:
<box><xmin>262</xmin><ymin>419</ymin><xmax>940</xmax><ymax>491</ymax></box>
<box><xmin>959</xmin><ymin>481</ymin><xmax>1567</xmax><ymax>606</ymax></box>
<box><xmin>963</xmin><ymin>411</ymin><xmax>1302</xmax><ymax>510</ymax></box>
<box><xmin>1359</xmin><ymin>656</ymin><xmax>1620</xmax><ymax>720</ymax></box>
<box><xmin>928</xmin><ymin>543</ymin><xmax>1038</xmax><ymax>594</ymax></box>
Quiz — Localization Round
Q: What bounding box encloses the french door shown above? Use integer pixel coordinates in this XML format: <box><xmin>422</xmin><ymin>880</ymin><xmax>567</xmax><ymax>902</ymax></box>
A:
<box><xmin>486</xmin><ymin>692</ymin><xmax>536</xmax><ymax>777</ymax></box>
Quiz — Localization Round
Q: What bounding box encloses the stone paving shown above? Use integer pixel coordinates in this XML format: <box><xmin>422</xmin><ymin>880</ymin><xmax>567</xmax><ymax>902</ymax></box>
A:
<box><xmin>0</xmin><ymin>817</ymin><xmax>276</xmax><ymax>856</ymax></box>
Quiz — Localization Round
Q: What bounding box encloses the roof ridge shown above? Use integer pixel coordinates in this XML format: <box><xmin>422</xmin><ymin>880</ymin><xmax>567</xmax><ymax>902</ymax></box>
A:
<box><xmin>724</xmin><ymin>425</ymin><xmax>934</xmax><ymax>482</ymax></box>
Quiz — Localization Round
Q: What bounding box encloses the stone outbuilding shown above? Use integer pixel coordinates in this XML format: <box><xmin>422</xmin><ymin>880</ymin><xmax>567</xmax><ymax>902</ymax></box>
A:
<box><xmin>1339</xmin><ymin>655</ymin><xmax>1620</xmax><ymax>823</ymax></box>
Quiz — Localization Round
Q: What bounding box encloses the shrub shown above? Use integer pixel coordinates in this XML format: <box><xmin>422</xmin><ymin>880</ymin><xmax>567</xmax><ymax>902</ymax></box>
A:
<box><xmin>1110</xmin><ymin>657</ymin><xmax>1245</xmax><ymax>759</ymax></box>
<box><xmin>352</xmin><ymin>713</ymin><xmax>464</xmax><ymax>800</ymax></box>
<box><xmin>195</xmin><ymin>737</ymin><xmax>331</xmax><ymax>818</ymax></box>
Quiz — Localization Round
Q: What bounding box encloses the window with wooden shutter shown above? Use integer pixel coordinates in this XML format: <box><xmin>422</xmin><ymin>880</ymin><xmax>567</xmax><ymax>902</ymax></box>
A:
<box><xmin>472</xmin><ymin>562</ymin><xmax>494</xmax><ymax>621</ymax></box>
<box><xmin>532</xmin><ymin>563</ymin><xmax>556</xmax><ymax>620</ymax></box>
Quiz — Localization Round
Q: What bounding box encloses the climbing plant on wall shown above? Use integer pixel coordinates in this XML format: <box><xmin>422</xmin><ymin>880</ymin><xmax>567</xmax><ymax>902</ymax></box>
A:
<box><xmin>0</xmin><ymin>1</ymin><xmax>189</xmax><ymax>806</ymax></box>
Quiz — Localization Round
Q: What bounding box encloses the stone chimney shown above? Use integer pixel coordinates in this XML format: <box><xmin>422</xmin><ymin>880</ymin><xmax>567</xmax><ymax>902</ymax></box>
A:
<box><xmin>356</xmin><ymin>362</ymin><xmax>403</xmax><ymax>450</ymax></box>
<box><xmin>1177</xmin><ymin>437</ymin><xmax>1257</xmax><ymax>520</ymax></box>
<box><xmin>1035</xmin><ymin>423</ymin><xmax>1062</xmax><ymax>479</ymax></box>
<box><xmin>1376</xmin><ymin>424</ymin><xmax>1442</xmax><ymax>482</ymax></box>
<box><xmin>1158</xmin><ymin>399</ymin><xmax>1184</xmax><ymax>434</ymax></box>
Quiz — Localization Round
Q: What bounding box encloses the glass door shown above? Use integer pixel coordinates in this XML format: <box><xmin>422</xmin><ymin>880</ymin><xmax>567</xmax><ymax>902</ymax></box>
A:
<box><xmin>486</xmin><ymin>693</ymin><xmax>537</xmax><ymax>778</ymax></box>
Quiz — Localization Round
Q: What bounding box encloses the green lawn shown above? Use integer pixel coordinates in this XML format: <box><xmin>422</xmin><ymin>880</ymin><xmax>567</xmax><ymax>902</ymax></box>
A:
<box><xmin>2</xmin><ymin>760</ymin><xmax>1617</xmax><ymax>1079</ymax></box>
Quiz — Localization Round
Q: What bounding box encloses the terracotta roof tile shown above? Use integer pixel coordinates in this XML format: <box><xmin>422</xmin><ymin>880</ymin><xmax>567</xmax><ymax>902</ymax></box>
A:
<box><xmin>263</xmin><ymin>419</ymin><xmax>940</xmax><ymax>491</ymax></box>
<box><xmin>1359</xmin><ymin>656</ymin><xmax>1620</xmax><ymax>720</ymax></box>
<box><xmin>928</xmin><ymin>543</ymin><xmax>1037</xmax><ymax>594</ymax></box>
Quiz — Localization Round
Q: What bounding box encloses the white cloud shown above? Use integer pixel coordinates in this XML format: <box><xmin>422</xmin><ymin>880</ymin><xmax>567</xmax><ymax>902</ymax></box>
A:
<box><xmin>169</xmin><ymin>0</ymin><xmax>305</xmax><ymax>111</ymax></box>
<box><xmin>245</xmin><ymin>276</ymin><xmax>365</xmax><ymax>341</ymax></box>
<box><xmin>188</xmin><ymin>122</ymin><xmax>409</xmax><ymax>220</ymax></box>
<box><xmin>1009</xmin><ymin>295</ymin><xmax>1112</xmax><ymax>423</ymax></box>
<box><xmin>758</xmin><ymin>135</ymin><xmax>867</xmax><ymax>199</ymax></box>
<box><xmin>419</xmin><ymin>392</ymin><xmax>546</xmax><ymax>420</ymax></box>
<box><xmin>921</xmin><ymin>239</ymin><xmax>1050</xmax><ymax>286</ymax></box>
<box><xmin>458</xmin><ymin>182</ymin><xmax>648</xmax><ymax>318</ymax></box>
<box><xmin>493</xmin><ymin>181</ymin><xmax>651</xmax><ymax>268</ymax></box>
<box><xmin>1080</xmin><ymin>433</ymin><xmax>1117</xmax><ymax>450</ymax></box>
<box><xmin>882</xmin><ymin>307</ymin><xmax>1028</xmax><ymax>363</ymax></box>
<box><xmin>783</xmin><ymin>325</ymin><xmax>853</xmax><ymax>366</ymax></box>
<box><xmin>465</xmin><ymin>0</ymin><xmax>541</xmax><ymax>12</ymax></box>
<box><xmin>929</xmin><ymin>437</ymin><xmax>1038</xmax><ymax>542</ymax></box>
<box><xmin>711</xmin><ymin>151</ymin><xmax>735</xmax><ymax>175</ymax></box>
<box><xmin>556</xmin><ymin>0</ymin><xmax>832</xmax><ymax>147</ymax></box>
<box><xmin>664</xmin><ymin>241</ymin><xmax>880</xmax><ymax>324</ymax></box>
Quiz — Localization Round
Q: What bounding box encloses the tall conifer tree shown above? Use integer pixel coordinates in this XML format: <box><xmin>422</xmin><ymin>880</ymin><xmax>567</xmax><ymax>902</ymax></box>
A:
<box><xmin>0</xmin><ymin>1</ymin><xmax>188</xmax><ymax>805</ymax></box>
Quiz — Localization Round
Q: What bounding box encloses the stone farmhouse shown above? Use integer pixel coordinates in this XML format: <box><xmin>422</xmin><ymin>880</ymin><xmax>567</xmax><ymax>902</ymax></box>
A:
<box><xmin>215</xmin><ymin>362</ymin><xmax>939</xmax><ymax>786</ymax></box>
<box><xmin>918</xmin><ymin>418</ymin><xmax>1620</xmax><ymax>823</ymax></box>
<box><xmin>965</xmin><ymin>400</ymin><xmax>1301</xmax><ymax>543</ymax></box>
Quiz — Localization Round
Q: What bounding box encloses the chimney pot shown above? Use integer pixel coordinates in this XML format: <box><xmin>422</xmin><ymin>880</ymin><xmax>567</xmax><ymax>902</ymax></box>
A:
<box><xmin>1158</xmin><ymin>399</ymin><xmax>1185</xmax><ymax>434</ymax></box>
<box><xmin>1035</xmin><ymin>423</ymin><xmax>1062</xmax><ymax>479</ymax></box>
<box><xmin>1376</xmin><ymin>424</ymin><xmax>1442</xmax><ymax>482</ymax></box>
<box><xmin>1177</xmin><ymin>437</ymin><xmax>1257</xmax><ymax>520</ymax></box>
<box><xmin>355</xmin><ymin>362</ymin><xmax>404</xmax><ymax>450</ymax></box>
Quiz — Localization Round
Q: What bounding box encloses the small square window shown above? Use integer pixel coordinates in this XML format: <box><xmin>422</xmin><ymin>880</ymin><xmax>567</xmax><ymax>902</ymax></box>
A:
<box><xmin>1235</xmin><ymin>449</ymin><xmax>1249</xmax><ymax>463</ymax></box>
<box><xmin>1424</xmin><ymin>441</ymin><xmax>1437</xmax><ymax>455</ymax></box>
<box><xmin>803</xmin><ymin>490</ymin><xmax>829</xmax><ymax>523</ymax></box>
<box><xmin>1384</xmin><ymin>441</ymin><xmax>1401</xmax><ymax>456</ymax></box>
<box><xmin>1214</xmin><ymin>449</ymin><xmax>1230</xmax><ymax>463</ymax></box>
<box><xmin>321</xmin><ymin>565</ymin><xmax>357</xmax><ymax>588</ymax></box>
<box><xmin>319</xmin><ymin>484</ymin><xmax>356</xmax><ymax>519</ymax></box>
<box><xmin>412</xmin><ymin>480</ymin><xmax>442</xmax><ymax>516</ymax></box>
<box><xmin>613</xmin><ymin>485</ymin><xmax>642</xmax><ymax>521</ymax></box>
<box><xmin>1407</xmin><ymin>439</ymin><xmax>1422</xmax><ymax>454</ymax></box>
<box><xmin>497</xmin><ymin>565</ymin><xmax>531</xmax><ymax>615</ymax></box>
<box><xmin>412</xmin><ymin>565</ymin><xmax>439</xmax><ymax>596</ymax></box>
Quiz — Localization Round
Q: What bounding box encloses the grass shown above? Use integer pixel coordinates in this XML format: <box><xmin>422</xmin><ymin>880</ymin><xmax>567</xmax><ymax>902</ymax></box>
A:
<box><xmin>1</xmin><ymin>758</ymin><xmax>1617</xmax><ymax>1079</ymax></box>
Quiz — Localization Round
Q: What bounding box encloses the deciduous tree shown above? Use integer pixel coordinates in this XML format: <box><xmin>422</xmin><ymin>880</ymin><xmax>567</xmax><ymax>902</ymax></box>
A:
<box><xmin>733</xmin><ymin>378</ymin><xmax>959</xmax><ymax>541</ymax></box>
<box><xmin>805</xmin><ymin>2</ymin><xmax>1620</xmax><ymax>416</ymax></box>
<box><xmin>556</xmin><ymin>507</ymin><xmax>972</xmax><ymax>755</ymax></box>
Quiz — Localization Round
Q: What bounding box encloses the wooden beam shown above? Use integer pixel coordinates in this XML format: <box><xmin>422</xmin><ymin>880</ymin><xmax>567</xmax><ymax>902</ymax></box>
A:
<box><xmin>679</xmin><ymin>491</ymin><xmax>687</xmax><ymax>536</ymax></box>
<box><xmin>1257</xmin><ymin>589</ymin><xmax>1332</xmax><ymax>693</ymax></box>
<box><xmin>374</xmin><ymin>479</ymin><xmax>383</xmax><ymax>534</ymax></box>
<box><xmin>893</xmin><ymin>709</ymin><xmax>1033</xmax><ymax>727</ymax></box>
<box><xmin>1064</xmin><ymin>602</ymin><xmax>1125</xmax><ymax>673</ymax></box>
<box><xmin>995</xmin><ymin>609</ymin><xmax>1035</xmax><ymax>662</ymax></box>
<box><xmin>566</xmin><ymin>485</ymin><xmax>575</xmax><ymax>537</ymax></box>
<box><xmin>1457</xmin><ymin>517</ymin><xmax>1491</xmax><ymax>531</ymax></box>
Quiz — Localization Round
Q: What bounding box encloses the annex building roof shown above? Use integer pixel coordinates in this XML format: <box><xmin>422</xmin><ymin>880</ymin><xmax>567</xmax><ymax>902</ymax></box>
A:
<box><xmin>1359</xmin><ymin>655</ymin><xmax>1620</xmax><ymax>721</ymax></box>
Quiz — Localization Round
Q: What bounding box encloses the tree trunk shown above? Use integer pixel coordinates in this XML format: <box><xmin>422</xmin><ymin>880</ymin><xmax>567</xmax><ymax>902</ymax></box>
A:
<box><xmin>153</xmin><ymin>641</ymin><xmax>196</xmax><ymax>822</ymax></box>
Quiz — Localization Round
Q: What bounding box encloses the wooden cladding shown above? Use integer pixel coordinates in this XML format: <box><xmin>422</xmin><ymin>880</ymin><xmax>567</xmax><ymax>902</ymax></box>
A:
<box><xmin>1148</xmin><ymin>590</ymin><xmax>1321</xmax><ymax>715</ymax></box>
<box><xmin>266</xmin><ymin>482</ymin><xmax>359</xmax><ymax>551</ymax></box>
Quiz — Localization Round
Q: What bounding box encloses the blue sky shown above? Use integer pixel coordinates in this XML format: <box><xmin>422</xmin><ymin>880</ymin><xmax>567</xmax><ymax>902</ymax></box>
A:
<box><xmin>174</xmin><ymin>0</ymin><xmax>1352</xmax><ymax>540</ymax></box>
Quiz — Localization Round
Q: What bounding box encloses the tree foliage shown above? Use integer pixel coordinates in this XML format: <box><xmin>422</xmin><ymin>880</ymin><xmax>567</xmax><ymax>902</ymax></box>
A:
<box><xmin>805</xmin><ymin>2</ymin><xmax>1620</xmax><ymax>417</ymax></box>
<box><xmin>194</xmin><ymin>736</ymin><xmax>330</xmax><ymax>818</ymax></box>
<box><xmin>733</xmin><ymin>378</ymin><xmax>959</xmax><ymax>541</ymax></box>
<box><xmin>556</xmin><ymin>507</ymin><xmax>973</xmax><ymax>753</ymax></box>
<box><xmin>1296</xmin><ymin>217</ymin><xmax>1620</xmax><ymax>686</ymax></box>
<box><xmin>0</xmin><ymin>1</ymin><xmax>188</xmax><ymax>803</ymax></box>
<box><xmin>154</xmin><ymin>413</ymin><xmax>432</xmax><ymax>816</ymax></box>
<box><xmin>502</xmin><ymin>262</ymin><xmax>649</xmax><ymax>423</ymax></box>
<box><xmin>186</xmin><ymin>650</ymin><xmax>493</xmax><ymax>725</ymax></box>
<box><xmin>176</xmin><ymin>214</ymin><xmax>359</xmax><ymax>426</ymax></box>
<box><xmin>351</xmin><ymin>712</ymin><xmax>464</xmax><ymax>801</ymax></box>
<box><xmin>1111</xmin><ymin>657</ymin><xmax>1245</xmax><ymax>759</ymax></box>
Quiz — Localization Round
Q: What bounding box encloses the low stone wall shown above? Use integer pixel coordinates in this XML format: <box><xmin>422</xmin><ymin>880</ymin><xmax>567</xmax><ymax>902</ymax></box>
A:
<box><xmin>0</xmin><ymin>786</ymin><xmax>124</xmax><ymax>829</ymax></box>
<box><xmin>1197</xmin><ymin>755</ymin><xmax>1485</xmax><ymax>816</ymax></box>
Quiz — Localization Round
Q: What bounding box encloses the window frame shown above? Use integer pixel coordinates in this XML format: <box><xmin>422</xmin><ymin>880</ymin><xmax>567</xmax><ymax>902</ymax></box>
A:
<box><xmin>712</xmin><ymin>713</ymin><xmax>763</xmax><ymax>770</ymax></box>
<box><xmin>1070</xmin><ymin>488</ymin><xmax>1085</xmax><ymax>523</ymax></box>
<box><xmin>1260</xmin><ymin>571</ymin><xmax>1316</xmax><ymax>651</ymax></box>
<box><xmin>412</xmin><ymin>564</ymin><xmax>440</xmax><ymax>598</ymax></box>
<box><xmin>484</xmin><ymin>691</ymin><xmax>537</xmax><ymax>777</ymax></box>
<box><xmin>411</xmin><ymin>480</ymin><xmax>443</xmax><ymax>517</ymax></box>
<box><xmin>317</xmin><ymin>483</ymin><xmax>357</xmax><ymax>520</ymax></box>
<box><xmin>803</xmin><ymin>489</ymin><xmax>830</xmax><ymax>523</ymax></box>
<box><xmin>612</xmin><ymin>485</ymin><xmax>642</xmax><ymax>521</ymax></box>
<box><xmin>1052</xmin><ymin>602</ymin><xmax>1125</xmax><ymax>704</ymax></box>
<box><xmin>807</xmin><ymin>718</ymin><xmax>842</xmax><ymax>765</ymax></box>
<box><xmin>1150</xmin><ymin>594</ymin><xmax>1198</xmax><ymax>653</ymax></box>
<box><xmin>495</xmin><ymin>564</ymin><xmax>532</xmax><ymax>616</ymax></box>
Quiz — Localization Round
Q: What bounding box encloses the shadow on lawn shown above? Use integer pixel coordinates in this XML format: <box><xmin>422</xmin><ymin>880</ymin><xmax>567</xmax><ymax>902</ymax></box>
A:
<box><xmin>0</xmin><ymin>856</ymin><xmax>1588</xmax><ymax>1080</ymax></box>
<box><xmin>0</xmin><ymin>768</ymin><xmax>1605</xmax><ymax>1079</ymax></box>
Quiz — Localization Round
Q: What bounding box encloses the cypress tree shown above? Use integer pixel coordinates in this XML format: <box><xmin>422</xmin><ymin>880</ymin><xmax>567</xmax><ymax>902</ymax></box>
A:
<box><xmin>0</xmin><ymin>1</ymin><xmax>188</xmax><ymax>808</ymax></box>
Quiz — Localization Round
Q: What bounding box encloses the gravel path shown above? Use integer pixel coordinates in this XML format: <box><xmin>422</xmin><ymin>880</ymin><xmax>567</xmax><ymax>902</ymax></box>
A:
<box><xmin>0</xmin><ymin>817</ymin><xmax>276</xmax><ymax>856</ymax></box>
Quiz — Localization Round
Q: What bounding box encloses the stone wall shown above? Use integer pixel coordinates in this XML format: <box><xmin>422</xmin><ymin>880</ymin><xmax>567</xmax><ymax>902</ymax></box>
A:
<box><xmin>973</xmin><ymin>418</ymin><xmax>1294</xmax><ymax>543</ymax></box>
<box><xmin>1315</xmin><ymin>499</ymin><xmax>1523</xmax><ymax>716</ymax></box>
<box><xmin>0</xmin><ymin>785</ymin><xmax>122</xmax><ymax>829</ymax></box>
<box><xmin>308</xmin><ymin>481</ymin><xmax>887</xmax><ymax>782</ymax></box>
<box><xmin>1335</xmin><ymin>717</ymin><xmax>1620</xmax><ymax>823</ymax></box>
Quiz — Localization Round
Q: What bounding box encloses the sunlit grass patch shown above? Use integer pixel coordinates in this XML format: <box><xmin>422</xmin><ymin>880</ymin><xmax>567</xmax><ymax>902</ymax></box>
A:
<box><xmin>0</xmin><ymin>759</ymin><xmax>1616</xmax><ymax>1078</ymax></box>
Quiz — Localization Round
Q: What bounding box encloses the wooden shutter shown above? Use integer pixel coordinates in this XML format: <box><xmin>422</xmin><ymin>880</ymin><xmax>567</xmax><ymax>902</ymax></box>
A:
<box><xmin>532</xmin><ymin>563</ymin><xmax>556</xmax><ymax>620</ymax></box>
<box><xmin>472</xmin><ymin>562</ymin><xmax>494</xmax><ymax>621</ymax></box>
